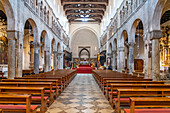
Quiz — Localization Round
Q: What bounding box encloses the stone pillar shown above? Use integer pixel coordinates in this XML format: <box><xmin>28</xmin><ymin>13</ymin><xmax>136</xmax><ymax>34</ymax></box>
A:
<box><xmin>119</xmin><ymin>47</ymin><xmax>125</xmax><ymax>72</ymax></box>
<box><xmin>16</xmin><ymin>31</ymin><xmax>23</xmax><ymax>77</ymax></box>
<box><xmin>7</xmin><ymin>30</ymin><xmax>17</xmax><ymax>79</ymax></box>
<box><xmin>144</xmin><ymin>39</ymin><xmax>152</xmax><ymax>79</ymax></box>
<box><xmin>34</xmin><ymin>42</ymin><xmax>40</xmax><ymax>74</ymax></box>
<box><xmin>151</xmin><ymin>30</ymin><xmax>162</xmax><ymax>81</ymax></box>
<box><xmin>44</xmin><ymin>50</ymin><xmax>50</xmax><ymax>72</ymax></box>
<box><xmin>128</xmin><ymin>42</ymin><xmax>135</xmax><ymax>75</ymax></box>
<box><xmin>106</xmin><ymin>26</ymin><xmax>110</xmax><ymax>69</ymax></box>
<box><xmin>53</xmin><ymin>51</ymin><xmax>57</xmax><ymax>70</ymax></box>
<box><xmin>29</xmin><ymin>45</ymin><xmax>34</xmax><ymax>68</ymax></box>
<box><xmin>58</xmin><ymin>52</ymin><xmax>63</xmax><ymax>69</ymax></box>
<box><xmin>112</xmin><ymin>50</ymin><xmax>117</xmax><ymax>71</ymax></box>
<box><xmin>48</xmin><ymin>52</ymin><xmax>51</xmax><ymax>71</ymax></box>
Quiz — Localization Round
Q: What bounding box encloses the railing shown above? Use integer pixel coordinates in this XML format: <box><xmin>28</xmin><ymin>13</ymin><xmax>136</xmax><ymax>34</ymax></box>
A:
<box><xmin>24</xmin><ymin>0</ymin><xmax>67</xmax><ymax>39</ymax></box>
<box><xmin>100</xmin><ymin>0</ymin><xmax>147</xmax><ymax>46</ymax></box>
<box><xmin>119</xmin><ymin>0</ymin><xmax>146</xmax><ymax>26</ymax></box>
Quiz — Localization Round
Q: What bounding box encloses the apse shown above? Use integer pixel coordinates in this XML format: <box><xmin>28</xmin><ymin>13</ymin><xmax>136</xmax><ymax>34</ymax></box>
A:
<box><xmin>71</xmin><ymin>29</ymin><xmax>99</xmax><ymax>63</ymax></box>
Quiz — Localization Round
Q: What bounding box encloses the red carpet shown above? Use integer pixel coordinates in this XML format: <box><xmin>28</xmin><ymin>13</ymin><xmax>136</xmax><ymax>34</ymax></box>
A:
<box><xmin>77</xmin><ymin>65</ymin><xmax>94</xmax><ymax>74</ymax></box>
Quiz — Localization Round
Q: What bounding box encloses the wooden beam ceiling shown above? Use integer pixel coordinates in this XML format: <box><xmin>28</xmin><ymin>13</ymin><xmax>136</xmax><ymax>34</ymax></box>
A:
<box><xmin>64</xmin><ymin>7</ymin><xmax>106</xmax><ymax>12</ymax></box>
<box><xmin>61</xmin><ymin>0</ymin><xmax>108</xmax><ymax>22</ymax></box>
<box><xmin>62</xmin><ymin>1</ymin><xmax>108</xmax><ymax>6</ymax></box>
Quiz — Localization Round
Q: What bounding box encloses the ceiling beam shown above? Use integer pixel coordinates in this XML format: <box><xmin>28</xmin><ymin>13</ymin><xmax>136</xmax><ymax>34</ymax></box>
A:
<box><xmin>67</xmin><ymin>16</ymin><xmax>102</xmax><ymax>20</ymax></box>
<box><xmin>64</xmin><ymin>7</ymin><xmax>106</xmax><ymax>11</ymax></box>
<box><xmin>69</xmin><ymin>19</ymin><xmax>100</xmax><ymax>23</ymax></box>
<box><xmin>62</xmin><ymin>2</ymin><xmax>107</xmax><ymax>6</ymax></box>
<box><xmin>66</xmin><ymin>12</ymin><xmax>104</xmax><ymax>16</ymax></box>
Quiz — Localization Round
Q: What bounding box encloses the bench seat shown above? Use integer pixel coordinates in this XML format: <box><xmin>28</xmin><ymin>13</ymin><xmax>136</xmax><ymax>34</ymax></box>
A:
<box><xmin>124</xmin><ymin>109</ymin><xmax>170</xmax><ymax>113</ymax></box>
<box><xmin>0</xmin><ymin>105</ymin><xmax>38</xmax><ymax>111</ymax></box>
<box><xmin>32</xmin><ymin>96</ymin><xmax>49</xmax><ymax>100</ymax></box>
<box><xmin>45</xmin><ymin>90</ymin><xmax>55</xmax><ymax>93</ymax></box>
<box><xmin>109</xmin><ymin>91</ymin><xmax>117</xmax><ymax>94</ymax></box>
<box><xmin>114</xmin><ymin>98</ymin><xmax>129</xmax><ymax>102</ymax></box>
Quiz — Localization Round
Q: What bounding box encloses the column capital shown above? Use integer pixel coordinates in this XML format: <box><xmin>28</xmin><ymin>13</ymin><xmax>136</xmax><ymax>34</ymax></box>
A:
<box><xmin>33</xmin><ymin>42</ymin><xmax>41</xmax><ymax>47</ymax></box>
<box><xmin>44</xmin><ymin>47</ymin><xmax>50</xmax><ymax>52</ymax></box>
<box><xmin>128</xmin><ymin>42</ymin><xmax>136</xmax><ymax>47</ymax></box>
<box><xmin>7</xmin><ymin>30</ymin><xmax>19</xmax><ymax>40</ymax></box>
<box><xmin>53</xmin><ymin>51</ymin><xmax>58</xmax><ymax>53</ymax></box>
<box><xmin>150</xmin><ymin>30</ymin><xmax>162</xmax><ymax>40</ymax></box>
<box><xmin>113</xmin><ymin>50</ymin><xmax>117</xmax><ymax>54</ymax></box>
<box><xmin>118</xmin><ymin>47</ymin><xmax>125</xmax><ymax>52</ymax></box>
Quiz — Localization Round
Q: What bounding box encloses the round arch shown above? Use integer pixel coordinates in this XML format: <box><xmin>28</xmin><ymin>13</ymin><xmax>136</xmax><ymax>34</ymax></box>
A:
<box><xmin>40</xmin><ymin>30</ymin><xmax>49</xmax><ymax>49</ymax></box>
<box><xmin>57</xmin><ymin>42</ymin><xmax>61</xmax><ymax>52</ymax></box>
<box><xmin>23</xmin><ymin>18</ymin><xmax>38</xmax><ymax>42</ymax></box>
<box><xmin>152</xmin><ymin>0</ymin><xmax>168</xmax><ymax>30</ymax></box>
<box><xmin>79</xmin><ymin>48</ymin><xmax>90</xmax><ymax>63</ymax></box>
<box><xmin>70</xmin><ymin>26</ymin><xmax>99</xmax><ymax>48</ymax></box>
<box><xmin>0</xmin><ymin>0</ymin><xmax>15</xmax><ymax>30</ymax></box>
<box><xmin>130</xmin><ymin>19</ymin><xmax>144</xmax><ymax>43</ymax></box>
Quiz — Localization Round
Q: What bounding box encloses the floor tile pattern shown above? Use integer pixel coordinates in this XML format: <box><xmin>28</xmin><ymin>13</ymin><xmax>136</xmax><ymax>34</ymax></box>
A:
<box><xmin>46</xmin><ymin>74</ymin><xmax>114</xmax><ymax>113</ymax></box>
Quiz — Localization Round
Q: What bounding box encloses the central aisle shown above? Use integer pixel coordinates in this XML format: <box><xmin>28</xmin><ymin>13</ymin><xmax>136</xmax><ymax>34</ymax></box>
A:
<box><xmin>46</xmin><ymin>74</ymin><xmax>114</xmax><ymax>113</ymax></box>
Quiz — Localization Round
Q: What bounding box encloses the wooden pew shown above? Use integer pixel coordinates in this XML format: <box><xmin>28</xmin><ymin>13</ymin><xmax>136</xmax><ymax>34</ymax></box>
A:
<box><xmin>0</xmin><ymin>93</ymin><xmax>38</xmax><ymax>113</ymax></box>
<box><xmin>105</xmin><ymin>80</ymin><xmax>165</xmax><ymax>99</ymax></box>
<box><xmin>15</xmin><ymin>77</ymin><xmax>65</xmax><ymax>91</ymax></box>
<box><xmin>0</xmin><ymin>82</ymin><xmax>54</xmax><ymax>105</ymax></box>
<box><xmin>0</xmin><ymin>87</ymin><xmax>47</xmax><ymax>113</ymax></box>
<box><xmin>2</xmin><ymin>79</ymin><xmax>59</xmax><ymax>96</ymax></box>
<box><xmin>124</xmin><ymin>97</ymin><xmax>170</xmax><ymax>113</ymax></box>
<box><xmin>108</xmin><ymin>84</ymin><xmax>170</xmax><ymax>106</ymax></box>
<box><xmin>114</xmin><ymin>88</ymin><xmax>170</xmax><ymax>113</ymax></box>
<box><xmin>103</xmin><ymin>79</ymin><xmax>154</xmax><ymax>93</ymax></box>
<box><xmin>0</xmin><ymin>72</ymin><xmax>6</xmax><ymax>79</ymax></box>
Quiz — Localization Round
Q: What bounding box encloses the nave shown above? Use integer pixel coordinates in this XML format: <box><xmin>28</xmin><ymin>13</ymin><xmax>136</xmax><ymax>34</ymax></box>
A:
<box><xmin>46</xmin><ymin>74</ymin><xmax>113</xmax><ymax>113</ymax></box>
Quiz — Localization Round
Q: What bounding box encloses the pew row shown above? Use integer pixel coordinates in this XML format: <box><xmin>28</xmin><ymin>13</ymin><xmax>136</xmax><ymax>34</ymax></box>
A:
<box><xmin>124</xmin><ymin>97</ymin><xmax>170</xmax><ymax>113</ymax></box>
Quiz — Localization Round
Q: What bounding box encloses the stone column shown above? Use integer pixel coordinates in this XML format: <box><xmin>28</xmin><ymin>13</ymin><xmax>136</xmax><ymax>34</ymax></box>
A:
<box><xmin>48</xmin><ymin>52</ymin><xmax>51</xmax><ymax>71</ymax></box>
<box><xmin>106</xmin><ymin>26</ymin><xmax>110</xmax><ymax>69</ymax></box>
<box><xmin>58</xmin><ymin>52</ymin><xmax>63</xmax><ymax>69</ymax></box>
<box><xmin>53</xmin><ymin>51</ymin><xmax>57</xmax><ymax>70</ymax></box>
<box><xmin>29</xmin><ymin>45</ymin><xmax>34</xmax><ymax>68</ymax></box>
<box><xmin>128</xmin><ymin>42</ymin><xmax>135</xmax><ymax>75</ymax></box>
<box><xmin>34</xmin><ymin>42</ymin><xmax>40</xmax><ymax>74</ymax></box>
<box><xmin>16</xmin><ymin>31</ymin><xmax>23</xmax><ymax>77</ymax></box>
<box><xmin>119</xmin><ymin>47</ymin><xmax>125</xmax><ymax>72</ymax></box>
<box><xmin>44</xmin><ymin>50</ymin><xmax>50</xmax><ymax>72</ymax></box>
<box><xmin>7</xmin><ymin>30</ymin><xmax>17</xmax><ymax>79</ymax></box>
<box><xmin>151</xmin><ymin>30</ymin><xmax>162</xmax><ymax>81</ymax></box>
<box><xmin>144</xmin><ymin>39</ymin><xmax>152</xmax><ymax>79</ymax></box>
<box><xmin>112</xmin><ymin>50</ymin><xmax>117</xmax><ymax>71</ymax></box>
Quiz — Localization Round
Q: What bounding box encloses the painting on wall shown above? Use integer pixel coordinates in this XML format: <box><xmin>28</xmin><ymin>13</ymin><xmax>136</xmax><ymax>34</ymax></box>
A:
<box><xmin>0</xmin><ymin>36</ymin><xmax>8</xmax><ymax>64</ymax></box>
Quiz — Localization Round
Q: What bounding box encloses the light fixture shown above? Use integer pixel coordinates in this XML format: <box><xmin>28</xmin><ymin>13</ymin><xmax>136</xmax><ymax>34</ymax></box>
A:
<box><xmin>85</xmin><ymin>15</ymin><xmax>89</xmax><ymax>18</ymax></box>
<box><xmin>80</xmin><ymin>15</ymin><xmax>84</xmax><ymax>17</ymax></box>
<box><xmin>82</xmin><ymin>18</ymin><xmax>88</xmax><ymax>22</ymax></box>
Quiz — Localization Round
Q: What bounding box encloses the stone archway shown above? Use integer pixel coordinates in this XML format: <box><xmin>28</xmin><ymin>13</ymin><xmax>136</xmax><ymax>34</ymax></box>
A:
<box><xmin>129</xmin><ymin>19</ymin><xmax>144</xmax><ymax>74</ymax></box>
<box><xmin>151</xmin><ymin>0</ymin><xmax>169</xmax><ymax>80</ymax></box>
<box><xmin>121</xmin><ymin>30</ymin><xmax>129</xmax><ymax>71</ymax></box>
<box><xmin>0</xmin><ymin>0</ymin><xmax>16</xmax><ymax>78</ymax></box>
<box><xmin>79</xmin><ymin>48</ymin><xmax>90</xmax><ymax>63</ymax></box>
<box><xmin>23</xmin><ymin>18</ymin><xmax>39</xmax><ymax>74</ymax></box>
<box><xmin>71</xmin><ymin>29</ymin><xmax>99</xmax><ymax>65</ymax></box>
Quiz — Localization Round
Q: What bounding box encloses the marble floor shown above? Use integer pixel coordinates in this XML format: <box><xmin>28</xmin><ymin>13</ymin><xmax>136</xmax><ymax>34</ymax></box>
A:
<box><xmin>46</xmin><ymin>74</ymin><xmax>114</xmax><ymax>113</ymax></box>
